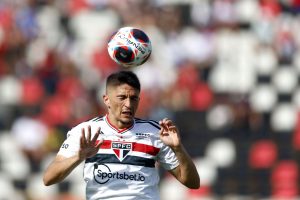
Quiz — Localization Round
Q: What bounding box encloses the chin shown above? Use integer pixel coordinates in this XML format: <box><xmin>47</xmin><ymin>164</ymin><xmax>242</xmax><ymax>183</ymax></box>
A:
<box><xmin>121</xmin><ymin>117</ymin><xmax>134</xmax><ymax>125</ymax></box>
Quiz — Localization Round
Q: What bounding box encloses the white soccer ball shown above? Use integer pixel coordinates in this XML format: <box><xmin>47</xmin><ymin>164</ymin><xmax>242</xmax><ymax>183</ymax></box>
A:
<box><xmin>107</xmin><ymin>27</ymin><xmax>152</xmax><ymax>68</ymax></box>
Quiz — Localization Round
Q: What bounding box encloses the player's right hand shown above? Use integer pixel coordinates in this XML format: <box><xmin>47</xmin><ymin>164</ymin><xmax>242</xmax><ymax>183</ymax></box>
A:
<box><xmin>78</xmin><ymin>125</ymin><xmax>103</xmax><ymax>160</ymax></box>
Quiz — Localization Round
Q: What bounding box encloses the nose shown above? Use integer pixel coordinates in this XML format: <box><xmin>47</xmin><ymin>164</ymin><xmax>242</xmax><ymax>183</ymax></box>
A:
<box><xmin>124</xmin><ymin>97</ymin><xmax>132</xmax><ymax>108</ymax></box>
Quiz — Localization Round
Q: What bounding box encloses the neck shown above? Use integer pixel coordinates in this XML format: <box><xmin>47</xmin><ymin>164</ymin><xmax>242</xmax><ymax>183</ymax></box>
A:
<box><xmin>106</xmin><ymin>114</ymin><xmax>133</xmax><ymax>130</ymax></box>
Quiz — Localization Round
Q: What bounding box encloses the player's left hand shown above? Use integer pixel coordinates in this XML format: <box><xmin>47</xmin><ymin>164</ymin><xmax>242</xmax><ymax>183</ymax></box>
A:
<box><xmin>159</xmin><ymin>118</ymin><xmax>181</xmax><ymax>149</ymax></box>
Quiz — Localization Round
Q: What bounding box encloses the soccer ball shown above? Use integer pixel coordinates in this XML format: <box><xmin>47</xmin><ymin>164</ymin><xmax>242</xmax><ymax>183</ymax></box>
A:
<box><xmin>107</xmin><ymin>27</ymin><xmax>152</xmax><ymax>68</ymax></box>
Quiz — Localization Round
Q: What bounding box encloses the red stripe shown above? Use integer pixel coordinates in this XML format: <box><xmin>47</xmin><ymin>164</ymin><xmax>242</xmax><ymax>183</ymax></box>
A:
<box><xmin>132</xmin><ymin>143</ymin><xmax>160</xmax><ymax>156</ymax></box>
<box><xmin>97</xmin><ymin>140</ymin><xmax>160</xmax><ymax>156</ymax></box>
<box><xmin>98</xmin><ymin>140</ymin><xmax>111</xmax><ymax>148</ymax></box>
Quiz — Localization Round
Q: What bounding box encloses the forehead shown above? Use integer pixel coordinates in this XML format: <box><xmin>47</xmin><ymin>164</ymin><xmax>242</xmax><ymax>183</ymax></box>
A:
<box><xmin>107</xmin><ymin>83</ymin><xmax>140</xmax><ymax>95</ymax></box>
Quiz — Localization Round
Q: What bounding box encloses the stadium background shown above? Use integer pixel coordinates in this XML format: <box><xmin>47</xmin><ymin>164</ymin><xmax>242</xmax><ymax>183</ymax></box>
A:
<box><xmin>1</xmin><ymin>0</ymin><xmax>300</xmax><ymax>199</ymax></box>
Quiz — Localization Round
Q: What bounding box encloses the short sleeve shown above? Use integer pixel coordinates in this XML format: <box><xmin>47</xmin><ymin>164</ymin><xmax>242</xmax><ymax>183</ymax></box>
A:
<box><xmin>57</xmin><ymin>128</ymin><xmax>81</xmax><ymax>158</ymax></box>
<box><xmin>157</xmin><ymin>144</ymin><xmax>179</xmax><ymax>171</ymax></box>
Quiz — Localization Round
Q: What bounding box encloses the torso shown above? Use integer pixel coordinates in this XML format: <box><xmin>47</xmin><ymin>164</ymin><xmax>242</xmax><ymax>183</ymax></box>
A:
<box><xmin>58</xmin><ymin>115</ymin><xmax>179</xmax><ymax>200</ymax></box>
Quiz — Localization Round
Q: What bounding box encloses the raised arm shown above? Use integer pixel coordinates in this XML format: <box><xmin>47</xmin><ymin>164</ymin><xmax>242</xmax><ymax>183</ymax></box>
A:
<box><xmin>159</xmin><ymin>118</ymin><xmax>200</xmax><ymax>189</ymax></box>
<box><xmin>43</xmin><ymin>126</ymin><xmax>103</xmax><ymax>186</ymax></box>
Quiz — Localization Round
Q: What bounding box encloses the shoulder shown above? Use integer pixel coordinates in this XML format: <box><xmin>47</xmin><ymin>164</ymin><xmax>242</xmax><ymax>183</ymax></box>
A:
<box><xmin>86</xmin><ymin>116</ymin><xmax>105</xmax><ymax>123</ymax></box>
<box><xmin>67</xmin><ymin>116</ymin><xmax>105</xmax><ymax>137</ymax></box>
<box><xmin>71</xmin><ymin>116</ymin><xmax>105</xmax><ymax>128</ymax></box>
<box><xmin>135</xmin><ymin>118</ymin><xmax>160</xmax><ymax>131</ymax></box>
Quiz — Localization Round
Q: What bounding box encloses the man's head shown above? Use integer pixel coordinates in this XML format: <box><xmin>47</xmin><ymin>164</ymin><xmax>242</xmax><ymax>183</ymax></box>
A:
<box><xmin>103</xmin><ymin>71</ymin><xmax>141</xmax><ymax>129</ymax></box>
<box><xmin>105</xmin><ymin>71</ymin><xmax>141</xmax><ymax>92</ymax></box>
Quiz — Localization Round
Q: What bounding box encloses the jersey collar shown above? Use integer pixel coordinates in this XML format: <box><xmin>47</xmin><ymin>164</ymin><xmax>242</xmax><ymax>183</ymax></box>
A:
<box><xmin>104</xmin><ymin>114</ymin><xmax>135</xmax><ymax>134</ymax></box>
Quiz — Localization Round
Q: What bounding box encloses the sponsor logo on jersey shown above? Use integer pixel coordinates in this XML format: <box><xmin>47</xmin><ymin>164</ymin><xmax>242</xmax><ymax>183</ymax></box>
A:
<box><xmin>93</xmin><ymin>164</ymin><xmax>145</xmax><ymax>184</ymax></box>
<box><xmin>111</xmin><ymin>141</ymin><xmax>132</xmax><ymax>161</ymax></box>
<box><xmin>135</xmin><ymin>133</ymin><xmax>151</xmax><ymax>139</ymax></box>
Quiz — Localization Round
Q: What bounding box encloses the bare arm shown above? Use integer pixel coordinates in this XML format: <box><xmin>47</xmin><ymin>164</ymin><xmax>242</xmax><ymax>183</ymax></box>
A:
<box><xmin>168</xmin><ymin>145</ymin><xmax>200</xmax><ymax>189</ymax></box>
<box><xmin>43</xmin><ymin>126</ymin><xmax>103</xmax><ymax>186</ymax></box>
<box><xmin>43</xmin><ymin>155</ymin><xmax>83</xmax><ymax>186</ymax></box>
<box><xmin>159</xmin><ymin>118</ymin><xmax>200</xmax><ymax>189</ymax></box>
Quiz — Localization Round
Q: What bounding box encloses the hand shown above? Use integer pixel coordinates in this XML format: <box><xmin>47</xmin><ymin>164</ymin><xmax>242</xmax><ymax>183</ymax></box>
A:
<box><xmin>78</xmin><ymin>125</ymin><xmax>103</xmax><ymax>160</ymax></box>
<box><xmin>159</xmin><ymin>118</ymin><xmax>181</xmax><ymax>149</ymax></box>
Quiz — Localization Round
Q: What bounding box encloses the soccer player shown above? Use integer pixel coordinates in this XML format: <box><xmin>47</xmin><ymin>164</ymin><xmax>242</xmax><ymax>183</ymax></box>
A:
<box><xmin>43</xmin><ymin>70</ymin><xmax>200</xmax><ymax>200</ymax></box>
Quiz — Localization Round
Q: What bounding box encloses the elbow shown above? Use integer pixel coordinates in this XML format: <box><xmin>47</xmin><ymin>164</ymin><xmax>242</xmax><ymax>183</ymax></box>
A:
<box><xmin>43</xmin><ymin>177</ymin><xmax>51</xmax><ymax>186</ymax></box>
<box><xmin>189</xmin><ymin>182</ymin><xmax>200</xmax><ymax>189</ymax></box>
<box><xmin>187</xmin><ymin>181</ymin><xmax>200</xmax><ymax>189</ymax></box>
<box><xmin>43</xmin><ymin>174</ymin><xmax>55</xmax><ymax>186</ymax></box>
<box><xmin>44</xmin><ymin>181</ymin><xmax>51</xmax><ymax>186</ymax></box>
<box><xmin>186</xmin><ymin>177</ymin><xmax>200</xmax><ymax>189</ymax></box>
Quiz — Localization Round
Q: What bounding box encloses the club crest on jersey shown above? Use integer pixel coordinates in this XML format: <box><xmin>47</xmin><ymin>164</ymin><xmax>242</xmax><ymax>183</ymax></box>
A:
<box><xmin>111</xmin><ymin>142</ymin><xmax>132</xmax><ymax>161</ymax></box>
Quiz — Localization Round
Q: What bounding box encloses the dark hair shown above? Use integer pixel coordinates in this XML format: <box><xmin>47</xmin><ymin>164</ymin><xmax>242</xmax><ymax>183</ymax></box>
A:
<box><xmin>106</xmin><ymin>70</ymin><xmax>141</xmax><ymax>91</ymax></box>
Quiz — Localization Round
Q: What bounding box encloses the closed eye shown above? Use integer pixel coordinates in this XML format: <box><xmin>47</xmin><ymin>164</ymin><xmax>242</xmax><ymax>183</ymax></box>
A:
<box><xmin>117</xmin><ymin>95</ymin><xmax>126</xmax><ymax>100</ymax></box>
<box><xmin>117</xmin><ymin>95</ymin><xmax>139</xmax><ymax>101</ymax></box>
<box><xmin>131</xmin><ymin>96</ymin><xmax>139</xmax><ymax>101</ymax></box>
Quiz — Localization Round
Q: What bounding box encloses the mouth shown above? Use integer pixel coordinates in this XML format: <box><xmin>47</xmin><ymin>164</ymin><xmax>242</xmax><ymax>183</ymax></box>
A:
<box><xmin>121</xmin><ymin>111</ymin><xmax>133</xmax><ymax>117</ymax></box>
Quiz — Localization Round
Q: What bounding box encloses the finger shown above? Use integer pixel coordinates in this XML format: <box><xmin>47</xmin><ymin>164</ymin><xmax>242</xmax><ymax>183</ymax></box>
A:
<box><xmin>160</xmin><ymin>122</ymin><xmax>169</xmax><ymax>131</ymax></box>
<box><xmin>95</xmin><ymin>138</ymin><xmax>104</xmax><ymax>148</ymax></box>
<box><xmin>87</xmin><ymin>125</ymin><xmax>91</xmax><ymax>142</ymax></box>
<box><xmin>159</xmin><ymin>119</ymin><xmax>167</xmax><ymax>127</ymax></box>
<box><xmin>159</xmin><ymin>120</ymin><xmax>163</xmax><ymax>126</ymax></box>
<box><xmin>168</xmin><ymin>125</ymin><xmax>177</xmax><ymax>131</ymax></box>
<box><xmin>159</xmin><ymin>126</ymin><xmax>166</xmax><ymax>136</ymax></box>
<box><xmin>91</xmin><ymin>127</ymin><xmax>101</xmax><ymax>144</ymax></box>
<box><xmin>158</xmin><ymin>127</ymin><xmax>163</xmax><ymax>136</ymax></box>
<box><xmin>165</xmin><ymin>119</ymin><xmax>173</xmax><ymax>126</ymax></box>
<box><xmin>159</xmin><ymin>127</ymin><xmax>170</xmax><ymax>137</ymax></box>
<box><xmin>160</xmin><ymin>118</ymin><xmax>167</xmax><ymax>125</ymax></box>
<box><xmin>81</xmin><ymin>128</ymin><xmax>87</xmax><ymax>148</ymax></box>
<box><xmin>83</xmin><ymin>127</ymin><xmax>88</xmax><ymax>144</ymax></box>
<box><xmin>162</xmin><ymin>118</ymin><xmax>174</xmax><ymax>126</ymax></box>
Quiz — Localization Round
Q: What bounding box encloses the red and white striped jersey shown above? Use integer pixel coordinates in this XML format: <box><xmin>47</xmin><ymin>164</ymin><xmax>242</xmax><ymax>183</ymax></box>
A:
<box><xmin>57</xmin><ymin>115</ymin><xmax>179</xmax><ymax>200</ymax></box>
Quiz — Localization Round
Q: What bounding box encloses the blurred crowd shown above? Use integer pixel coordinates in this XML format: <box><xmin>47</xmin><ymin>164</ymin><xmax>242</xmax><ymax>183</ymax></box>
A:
<box><xmin>1</xmin><ymin>0</ymin><xmax>300</xmax><ymax>199</ymax></box>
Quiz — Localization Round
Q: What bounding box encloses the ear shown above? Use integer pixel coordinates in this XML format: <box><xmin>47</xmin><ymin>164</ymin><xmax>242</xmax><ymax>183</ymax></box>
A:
<box><xmin>103</xmin><ymin>94</ymin><xmax>110</xmax><ymax>109</ymax></box>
